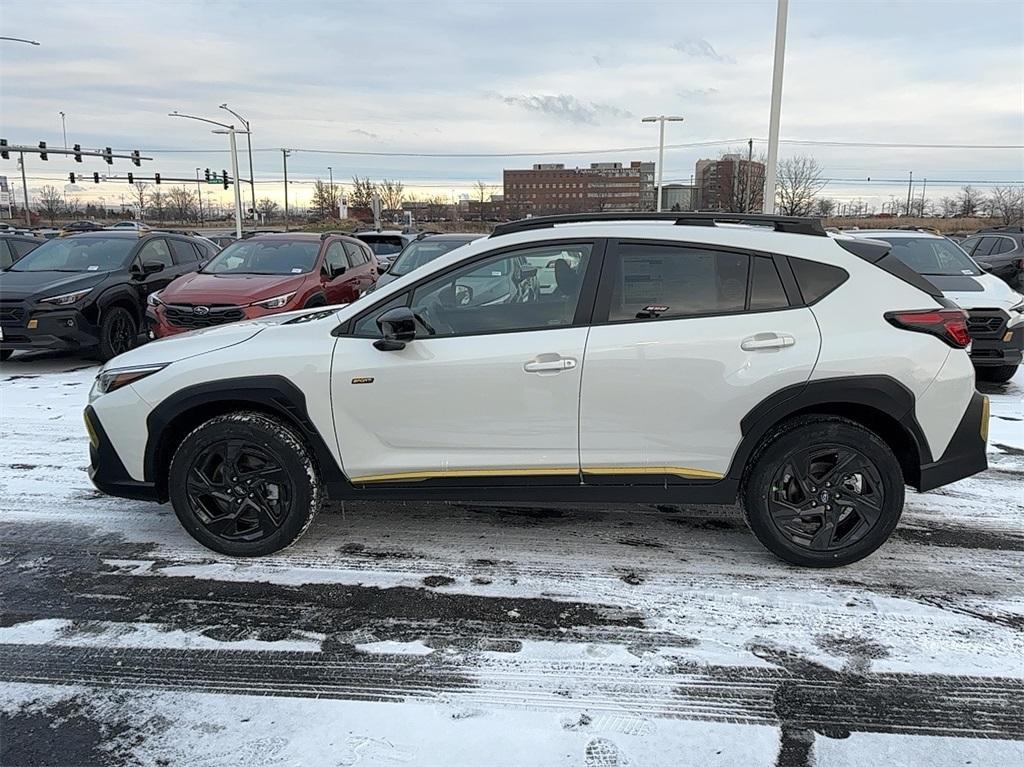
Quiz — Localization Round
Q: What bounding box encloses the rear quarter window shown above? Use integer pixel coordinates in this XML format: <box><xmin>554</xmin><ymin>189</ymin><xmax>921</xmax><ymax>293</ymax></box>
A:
<box><xmin>790</xmin><ymin>258</ymin><xmax>849</xmax><ymax>303</ymax></box>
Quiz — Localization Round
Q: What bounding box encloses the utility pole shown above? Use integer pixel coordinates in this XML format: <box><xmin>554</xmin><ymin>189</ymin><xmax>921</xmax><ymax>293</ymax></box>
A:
<box><xmin>905</xmin><ymin>170</ymin><xmax>913</xmax><ymax>216</ymax></box>
<box><xmin>59</xmin><ymin>112</ymin><xmax>67</xmax><ymax>148</ymax></box>
<box><xmin>763</xmin><ymin>0</ymin><xmax>789</xmax><ymax>214</ymax></box>
<box><xmin>282</xmin><ymin>149</ymin><xmax>291</xmax><ymax>232</ymax></box>
<box><xmin>195</xmin><ymin>167</ymin><xmax>205</xmax><ymax>225</ymax></box>
<box><xmin>641</xmin><ymin>115</ymin><xmax>684</xmax><ymax>212</ymax></box>
<box><xmin>745</xmin><ymin>138</ymin><xmax>753</xmax><ymax>213</ymax></box>
<box><xmin>919</xmin><ymin>178</ymin><xmax>927</xmax><ymax>217</ymax></box>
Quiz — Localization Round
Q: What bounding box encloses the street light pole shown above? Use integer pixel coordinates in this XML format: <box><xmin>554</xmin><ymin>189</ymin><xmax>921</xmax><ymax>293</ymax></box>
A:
<box><xmin>169</xmin><ymin>111</ymin><xmax>249</xmax><ymax>240</ymax></box>
<box><xmin>282</xmin><ymin>149</ymin><xmax>291</xmax><ymax>232</ymax></box>
<box><xmin>220</xmin><ymin>104</ymin><xmax>257</xmax><ymax>220</ymax></box>
<box><xmin>328</xmin><ymin>166</ymin><xmax>334</xmax><ymax>190</ymax></box>
<box><xmin>0</xmin><ymin>37</ymin><xmax>40</xmax><ymax>45</ymax></box>
<box><xmin>763</xmin><ymin>0</ymin><xmax>789</xmax><ymax>214</ymax></box>
<box><xmin>195</xmin><ymin>167</ymin><xmax>205</xmax><ymax>226</ymax></box>
<box><xmin>59</xmin><ymin>112</ymin><xmax>67</xmax><ymax>149</ymax></box>
<box><xmin>19</xmin><ymin>152</ymin><xmax>31</xmax><ymax>226</ymax></box>
<box><xmin>641</xmin><ymin>115</ymin><xmax>684</xmax><ymax>212</ymax></box>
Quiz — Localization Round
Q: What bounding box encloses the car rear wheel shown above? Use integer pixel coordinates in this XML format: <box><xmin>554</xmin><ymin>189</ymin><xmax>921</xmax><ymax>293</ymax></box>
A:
<box><xmin>976</xmin><ymin>364</ymin><xmax>1018</xmax><ymax>384</ymax></box>
<box><xmin>742</xmin><ymin>416</ymin><xmax>904</xmax><ymax>567</ymax></box>
<box><xmin>168</xmin><ymin>412</ymin><xmax>323</xmax><ymax>556</ymax></box>
<box><xmin>97</xmin><ymin>306</ymin><xmax>137</xmax><ymax>361</ymax></box>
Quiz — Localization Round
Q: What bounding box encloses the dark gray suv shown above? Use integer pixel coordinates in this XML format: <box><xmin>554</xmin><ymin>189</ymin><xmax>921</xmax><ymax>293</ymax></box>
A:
<box><xmin>960</xmin><ymin>226</ymin><xmax>1024</xmax><ymax>288</ymax></box>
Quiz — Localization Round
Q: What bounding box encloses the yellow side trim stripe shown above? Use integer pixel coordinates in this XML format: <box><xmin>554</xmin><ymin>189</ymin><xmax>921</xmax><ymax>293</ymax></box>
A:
<box><xmin>980</xmin><ymin>396</ymin><xmax>990</xmax><ymax>443</ymax></box>
<box><xmin>351</xmin><ymin>465</ymin><xmax>724</xmax><ymax>483</ymax></box>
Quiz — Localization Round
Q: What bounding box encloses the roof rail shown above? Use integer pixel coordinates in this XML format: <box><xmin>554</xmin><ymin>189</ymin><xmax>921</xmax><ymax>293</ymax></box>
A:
<box><xmin>489</xmin><ymin>212</ymin><xmax>827</xmax><ymax>238</ymax></box>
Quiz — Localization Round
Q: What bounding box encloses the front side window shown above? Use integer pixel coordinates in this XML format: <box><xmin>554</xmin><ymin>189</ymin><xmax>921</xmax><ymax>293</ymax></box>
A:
<box><xmin>404</xmin><ymin>243</ymin><xmax>593</xmax><ymax>337</ymax></box>
<box><xmin>324</xmin><ymin>242</ymin><xmax>347</xmax><ymax>275</ymax></box>
<box><xmin>137</xmin><ymin>239</ymin><xmax>174</xmax><ymax>268</ymax></box>
<box><xmin>202</xmin><ymin>239</ymin><xmax>320</xmax><ymax>275</ymax></box>
<box><xmin>0</xmin><ymin>241</ymin><xmax>13</xmax><ymax>270</ymax></box>
<box><xmin>8</xmin><ymin>236</ymin><xmax>136</xmax><ymax>272</ymax></box>
<box><xmin>959</xmin><ymin>237</ymin><xmax>981</xmax><ymax>255</ymax></box>
<box><xmin>607</xmin><ymin>243</ymin><xmax>748</xmax><ymax>321</ymax></box>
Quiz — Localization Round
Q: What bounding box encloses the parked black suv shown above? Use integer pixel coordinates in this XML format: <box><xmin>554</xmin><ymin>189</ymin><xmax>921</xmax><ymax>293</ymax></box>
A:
<box><xmin>0</xmin><ymin>231</ymin><xmax>217</xmax><ymax>361</ymax></box>
<box><xmin>0</xmin><ymin>234</ymin><xmax>43</xmax><ymax>269</ymax></box>
<box><xmin>959</xmin><ymin>226</ymin><xmax>1024</xmax><ymax>288</ymax></box>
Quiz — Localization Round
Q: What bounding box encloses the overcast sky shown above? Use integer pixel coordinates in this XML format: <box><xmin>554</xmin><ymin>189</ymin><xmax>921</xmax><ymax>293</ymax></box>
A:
<box><xmin>1</xmin><ymin>0</ymin><xmax>1021</xmax><ymax>209</ymax></box>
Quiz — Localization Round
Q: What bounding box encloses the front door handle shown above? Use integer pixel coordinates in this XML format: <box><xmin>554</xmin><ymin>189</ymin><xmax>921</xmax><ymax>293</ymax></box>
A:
<box><xmin>741</xmin><ymin>333</ymin><xmax>796</xmax><ymax>351</ymax></box>
<box><xmin>524</xmin><ymin>357</ymin><xmax>577</xmax><ymax>373</ymax></box>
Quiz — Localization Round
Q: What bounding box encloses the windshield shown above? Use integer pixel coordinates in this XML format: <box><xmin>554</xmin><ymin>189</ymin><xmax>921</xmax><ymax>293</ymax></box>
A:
<box><xmin>871</xmin><ymin>236</ymin><xmax>981</xmax><ymax>276</ymax></box>
<box><xmin>202</xmin><ymin>239</ymin><xmax>320</xmax><ymax>275</ymax></box>
<box><xmin>359</xmin><ymin>236</ymin><xmax>406</xmax><ymax>256</ymax></box>
<box><xmin>8</xmin><ymin>237</ymin><xmax>136</xmax><ymax>272</ymax></box>
<box><xmin>388</xmin><ymin>240</ymin><xmax>474</xmax><ymax>277</ymax></box>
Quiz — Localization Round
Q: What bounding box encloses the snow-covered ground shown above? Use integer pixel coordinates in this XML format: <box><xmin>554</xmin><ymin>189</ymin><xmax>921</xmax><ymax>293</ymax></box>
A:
<box><xmin>1</xmin><ymin>351</ymin><xmax>1021</xmax><ymax>767</ymax></box>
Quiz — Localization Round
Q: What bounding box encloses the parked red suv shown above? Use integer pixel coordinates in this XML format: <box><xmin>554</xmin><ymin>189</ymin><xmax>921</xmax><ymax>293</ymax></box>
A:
<box><xmin>148</xmin><ymin>233</ymin><xmax>377</xmax><ymax>337</ymax></box>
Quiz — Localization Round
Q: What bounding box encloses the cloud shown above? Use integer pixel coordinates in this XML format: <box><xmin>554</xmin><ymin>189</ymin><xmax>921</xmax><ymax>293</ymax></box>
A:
<box><xmin>677</xmin><ymin>87</ymin><xmax>719</xmax><ymax>99</ymax></box>
<box><xmin>592</xmin><ymin>55</ymin><xmax>605</xmax><ymax>67</ymax></box>
<box><xmin>349</xmin><ymin>128</ymin><xmax>380</xmax><ymax>140</ymax></box>
<box><xmin>671</xmin><ymin>38</ymin><xmax>734</xmax><ymax>64</ymax></box>
<box><xmin>497</xmin><ymin>93</ymin><xmax>633</xmax><ymax>125</ymax></box>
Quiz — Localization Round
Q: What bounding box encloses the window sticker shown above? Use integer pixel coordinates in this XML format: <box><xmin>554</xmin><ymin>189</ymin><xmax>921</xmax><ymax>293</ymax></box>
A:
<box><xmin>291</xmin><ymin>267</ymin><xmax>303</xmax><ymax>273</ymax></box>
<box><xmin>87</xmin><ymin>265</ymin><xmax>99</xmax><ymax>271</ymax></box>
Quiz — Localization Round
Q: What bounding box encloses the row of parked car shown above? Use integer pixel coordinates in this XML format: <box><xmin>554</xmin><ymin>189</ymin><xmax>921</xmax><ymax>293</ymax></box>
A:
<box><xmin>0</xmin><ymin>225</ymin><xmax>482</xmax><ymax>361</ymax></box>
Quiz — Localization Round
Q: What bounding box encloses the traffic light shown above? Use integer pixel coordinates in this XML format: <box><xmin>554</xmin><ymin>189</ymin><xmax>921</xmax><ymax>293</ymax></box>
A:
<box><xmin>103</xmin><ymin>147</ymin><xmax>113</xmax><ymax>165</ymax></box>
<box><xmin>204</xmin><ymin>168</ymin><xmax>211</xmax><ymax>182</ymax></box>
<box><xmin>38</xmin><ymin>141</ymin><xmax>48</xmax><ymax>161</ymax></box>
<box><xmin>154</xmin><ymin>173</ymin><xmax>161</xmax><ymax>184</ymax></box>
<box><xmin>222</xmin><ymin>170</ymin><xmax>229</xmax><ymax>190</ymax></box>
<box><xmin>92</xmin><ymin>172</ymin><xmax>100</xmax><ymax>184</ymax></box>
<box><xmin>69</xmin><ymin>173</ymin><xmax>76</xmax><ymax>184</ymax></box>
<box><xmin>131</xmin><ymin>150</ymin><xmax>141</xmax><ymax>167</ymax></box>
<box><xmin>73</xmin><ymin>144</ymin><xmax>83</xmax><ymax>163</ymax></box>
<box><xmin>127</xmin><ymin>173</ymin><xmax>134</xmax><ymax>184</ymax></box>
<box><xmin>0</xmin><ymin>139</ymin><xmax>7</xmax><ymax>160</ymax></box>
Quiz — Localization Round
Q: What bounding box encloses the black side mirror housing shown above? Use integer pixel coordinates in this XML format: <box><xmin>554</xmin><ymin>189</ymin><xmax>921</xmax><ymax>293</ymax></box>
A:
<box><xmin>977</xmin><ymin>261</ymin><xmax>993</xmax><ymax>272</ymax></box>
<box><xmin>374</xmin><ymin>306</ymin><xmax>417</xmax><ymax>351</ymax></box>
<box><xmin>141</xmin><ymin>260</ymin><xmax>165</xmax><ymax>275</ymax></box>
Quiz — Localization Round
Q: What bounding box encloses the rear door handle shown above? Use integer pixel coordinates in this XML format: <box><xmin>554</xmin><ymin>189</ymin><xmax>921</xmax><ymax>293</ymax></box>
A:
<box><xmin>741</xmin><ymin>333</ymin><xmax>796</xmax><ymax>351</ymax></box>
<box><xmin>524</xmin><ymin>357</ymin><xmax>577</xmax><ymax>373</ymax></box>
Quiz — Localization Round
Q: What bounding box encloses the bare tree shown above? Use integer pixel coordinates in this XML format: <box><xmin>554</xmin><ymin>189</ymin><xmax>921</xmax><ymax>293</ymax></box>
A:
<box><xmin>775</xmin><ymin>156</ymin><xmax>828</xmax><ymax>216</ymax></box>
<box><xmin>349</xmin><ymin>176</ymin><xmax>377</xmax><ymax>208</ymax></box>
<box><xmin>37</xmin><ymin>185</ymin><xmax>65</xmax><ymax>225</ymax></box>
<box><xmin>937</xmin><ymin>196</ymin><xmax>959</xmax><ymax>218</ymax></box>
<box><xmin>956</xmin><ymin>185</ymin><xmax>985</xmax><ymax>217</ymax></box>
<box><xmin>167</xmin><ymin>186</ymin><xmax>198</xmax><ymax>223</ymax></box>
<box><xmin>814</xmin><ymin>197</ymin><xmax>836</xmax><ymax>217</ymax></box>
<box><xmin>717</xmin><ymin>148</ymin><xmax>766</xmax><ymax>212</ymax></box>
<box><xmin>147</xmin><ymin>189</ymin><xmax>167</xmax><ymax>223</ymax></box>
<box><xmin>310</xmin><ymin>180</ymin><xmax>339</xmax><ymax>219</ymax></box>
<box><xmin>379</xmin><ymin>179</ymin><xmax>405</xmax><ymax>214</ymax></box>
<box><xmin>987</xmin><ymin>185</ymin><xmax>1024</xmax><ymax>225</ymax></box>
<box><xmin>256</xmin><ymin>197</ymin><xmax>280</xmax><ymax>222</ymax></box>
<box><xmin>131</xmin><ymin>182</ymin><xmax>150</xmax><ymax>220</ymax></box>
<box><xmin>65</xmin><ymin>197</ymin><xmax>82</xmax><ymax>219</ymax></box>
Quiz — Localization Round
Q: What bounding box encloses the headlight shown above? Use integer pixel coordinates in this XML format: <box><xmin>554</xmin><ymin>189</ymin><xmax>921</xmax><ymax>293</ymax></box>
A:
<box><xmin>1008</xmin><ymin>295</ymin><xmax>1024</xmax><ymax>327</ymax></box>
<box><xmin>147</xmin><ymin>290</ymin><xmax>164</xmax><ymax>307</ymax></box>
<box><xmin>39</xmin><ymin>288</ymin><xmax>92</xmax><ymax>306</ymax></box>
<box><xmin>89</xmin><ymin>364</ymin><xmax>166</xmax><ymax>402</ymax></box>
<box><xmin>252</xmin><ymin>292</ymin><xmax>296</xmax><ymax>309</ymax></box>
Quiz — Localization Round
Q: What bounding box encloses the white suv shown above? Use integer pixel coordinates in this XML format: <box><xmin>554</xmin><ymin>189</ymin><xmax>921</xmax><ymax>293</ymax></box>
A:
<box><xmin>86</xmin><ymin>213</ymin><xmax>989</xmax><ymax>567</ymax></box>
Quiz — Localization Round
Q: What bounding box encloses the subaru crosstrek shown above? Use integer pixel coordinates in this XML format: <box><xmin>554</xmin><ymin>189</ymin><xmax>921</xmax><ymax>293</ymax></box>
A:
<box><xmin>86</xmin><ymin>213</ymin><xmax>989</xmax><ymax>567</ymax></box>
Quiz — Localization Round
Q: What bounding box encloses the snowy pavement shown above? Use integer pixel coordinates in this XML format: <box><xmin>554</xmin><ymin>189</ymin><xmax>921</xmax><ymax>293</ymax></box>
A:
<box><xmin>1</xmin><ymin>351</ymin><xmax>1022</xmax><ymax>767</ymax></box>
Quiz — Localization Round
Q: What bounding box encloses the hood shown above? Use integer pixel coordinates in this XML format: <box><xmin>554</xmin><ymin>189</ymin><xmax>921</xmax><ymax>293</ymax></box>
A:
<box><xmin>0</xmin><ymin>269</ymin><xmax>110</xmax><ymax>301</ymax></box>
<box><xmin>102</xmin><ymin>321</ymin><xmax>266</xmax><ymax>370</ymax></box>
<box><xmin>943</xmin><ymin>272</ymin><xmax>1022</xmax><ymax>312</ymax></box>
<box><xmin>160</xmin><ymin>272</ymin><xmax>309</xmax><ymax>305</ymax></box>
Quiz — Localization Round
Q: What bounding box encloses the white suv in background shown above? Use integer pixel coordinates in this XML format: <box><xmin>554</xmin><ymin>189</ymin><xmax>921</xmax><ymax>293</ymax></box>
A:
<box><xmin>86</xmin><ymin>213</ymin><xmax>989</xmax><ymax>567</ymax></box>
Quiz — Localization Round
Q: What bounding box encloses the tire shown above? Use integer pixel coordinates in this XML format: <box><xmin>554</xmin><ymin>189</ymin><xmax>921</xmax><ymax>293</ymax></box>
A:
<box><xmin>0</xmin><ymin>349</ymin><xmax>12</xmax><ymax>362</ymax></box>
<box><xmin>96</xmin><ymin>306</ymin><xmax>137</xmax><ymax>361</ymax></box>
<box><xmin>976</xmin><ymin>364</ymin><xmax>1018</xmax><ymax>384</ymax></box>
<box><xmin>302</xmin><ymin>294</ymin><xmax>327</xmax><ymax>308</ymax></box>
<box><xmin>168</xmin><ymin>411</ymin><xmax>323</xmax><ymax>556</ymax></box>
<box><xmin>741</xmin><ymin>416</ymin><xmax>905</xmax><ymax>567</ymax></box>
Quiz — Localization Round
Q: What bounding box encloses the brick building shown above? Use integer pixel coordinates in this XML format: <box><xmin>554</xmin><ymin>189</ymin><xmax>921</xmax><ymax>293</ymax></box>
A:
<box><xmin>695</xmin><ymin>155</ymin><xmax>766</xmax><ymax>212</ymax></box>
<box><xmin>503</xmin><ymin>161</ymin><xmax>656</xmax><ymax>215</ymax></box>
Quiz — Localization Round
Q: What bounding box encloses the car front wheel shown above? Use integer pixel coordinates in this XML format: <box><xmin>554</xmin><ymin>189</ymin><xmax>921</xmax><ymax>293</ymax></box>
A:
<box><xmin>742</xmin><ymin>416</ymin><xmax>904</xmax><ymax>567</ymax></box>
<box><xmin>168</xmin><ymin>411</ymin><xmax>323</xmax><ymax>556</ymax></box>
<box><xmin>97</xmin><ymin>306</ymin><xmax>137</xmax><ymax>361</ymax></box>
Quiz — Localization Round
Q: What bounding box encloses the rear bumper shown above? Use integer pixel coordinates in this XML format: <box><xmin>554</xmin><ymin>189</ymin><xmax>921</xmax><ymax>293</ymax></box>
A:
<box><xmin>85</xmin><ymin>405</ymin><xmax>161</xmax><ymax>502</ymax></box>
<box><xmin>917</xmin><ymin>392</ymin><xmax>989</xmax><ymax>492</ymax></box>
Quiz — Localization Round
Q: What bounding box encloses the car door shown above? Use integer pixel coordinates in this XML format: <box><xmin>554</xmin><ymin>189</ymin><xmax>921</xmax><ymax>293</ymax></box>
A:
<box><xmin>578</xmin><ymin>240</ymin><xmax>821</xmax><ymax>483</ymax></box>
<box><xmin>132</xmin><ymin>238</ymin><xmax>177</xmax><ymax>300</ymax></box>
<box><xmin>343</xmin><ymin>240</ymin><xmax>376</xmax><ymax>295</ymax></box>
<box><xmin>168</xmin><ymin>238</ymin><xmax>204</xmax><ymax>278</ymax></box>
<box><xmin>330</xmin><ymin>240</ymin><xmax>599</xmax><ymax>484</ymax></box>
<box><xmin>321</xmin><ymin>241</ymin><xmax>352</xmax><ymax>304</ymax></box>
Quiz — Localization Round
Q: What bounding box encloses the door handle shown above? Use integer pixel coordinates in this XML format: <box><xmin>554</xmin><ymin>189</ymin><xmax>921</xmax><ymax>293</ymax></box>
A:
<box><xmin>524</xmin><ymin>357</ymin><xmax>577</xmax><ymax>373</ymax></box>
<box><xmin>741</xmin><ymin>333</ymin><xmax>795</xmax><ymax>351</ymax></box>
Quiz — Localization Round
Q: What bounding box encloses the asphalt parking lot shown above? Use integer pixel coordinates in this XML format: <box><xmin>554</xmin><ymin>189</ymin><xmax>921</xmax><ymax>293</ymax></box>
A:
<box><xmin>1</xmin><ymin>351</ymin><xmax>1022</xmax><ymax>767</ymax></box>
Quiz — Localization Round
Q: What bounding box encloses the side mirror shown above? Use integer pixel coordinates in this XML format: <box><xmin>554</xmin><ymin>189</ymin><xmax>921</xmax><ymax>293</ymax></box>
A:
<box><xmin>141</xmin><ymin>260</ymin><xmax>165</xmax><ymax>275</ymax></box>
<box><xmin>977</xmin><ymin>261</ymin><xmax>993</xmax><ymax>271</ymax></box>
<box><xmin>374</xmin><ymin>306</ymin><xmax>417</xmax><ymax>351</ymax></box>
<box><xmin>331</xmin><ymin>264</ymin><xmax>347</xmax><ymax>278</ymax></box>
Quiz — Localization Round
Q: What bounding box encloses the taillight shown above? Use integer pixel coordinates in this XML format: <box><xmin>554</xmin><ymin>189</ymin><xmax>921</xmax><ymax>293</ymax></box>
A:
<box><xmin>885</xmin><ymin>308</ymin><xmax>971</xmax><ymax>348</ymax></box>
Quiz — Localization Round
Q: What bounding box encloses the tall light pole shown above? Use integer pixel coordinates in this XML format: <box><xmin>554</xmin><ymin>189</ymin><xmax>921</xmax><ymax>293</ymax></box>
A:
<box><xmin>0</xmin><ymin>37</ymin><xmax>40</xmax><ymax>45</ymax></box>
<box><xmin>641</xmin><ymin>115</ymin><xmax>684</xmax><ymax>212</ymax></box>
<box><xmin>219</xmin><ymin>104</ymin><xmax>256</xmax><ymax>220</ymax></box>
<box><xmin>282</xmin><ymin>149</ymin><xmax>291</xmax><ymax>232</ymax></box>
<box><xmin>59</xmin><ymin>112</ymin><xmax>67</xmax><ymax>149</ymax></box>
<box><xmin>195</xmin><ymin>167</ymin><xmax>205</xmax><ymax>226</ymax></box>
<box><xmin>763</xmin><ymin>0</ymin><xmax>789</xmax><ymax>214</ymax></box>
<box><xmin>327</xmin><ymin>166</ymin><xmax>334</xmax><ymax>190</ymax></box>
<box><xmin>169</xmin><ymin>111</ymin><xmax>249</xmax><ymax>239</ymax></box>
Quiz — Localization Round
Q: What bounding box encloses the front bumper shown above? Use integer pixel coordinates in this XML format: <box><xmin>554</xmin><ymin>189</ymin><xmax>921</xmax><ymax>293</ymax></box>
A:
<box><xmin>85</xmin><ymin>405</ymin><xmax>160</xmax><ymax>502</ymax></box>
<box><xmin>917</xmin><ymin>392</ymin><xmax>989</xmax><ymax>492</ymax></box>
<box><xmin>0</xmin><ymin>307</ymin><xmax>100</xmax><ymax>351</ymax></box>
<box><xmin>969</xmin><ymin>325</ymin><xmax>1023</xmax><ymax>367</ymax></box>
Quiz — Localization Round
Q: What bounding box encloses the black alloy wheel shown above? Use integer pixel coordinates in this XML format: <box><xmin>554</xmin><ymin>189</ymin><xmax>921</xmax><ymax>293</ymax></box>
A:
<box><xmin>97</xmin><ymin>306</ymin><xmax>137</xmax><ymax>361</ymax></box>
<box><xmin>767</xmin><ymin>444</ymin><xmax>884</xmax><ymax>552</ymax></box>
<box><xmin>186</xmin><ymin>439</ymin><xmax>293</xmax><ymax>542</ymax></box>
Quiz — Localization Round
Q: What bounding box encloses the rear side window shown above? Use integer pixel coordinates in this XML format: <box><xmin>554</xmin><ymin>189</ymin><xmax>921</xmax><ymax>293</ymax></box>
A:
<box><xmin>790</xmin><ymin>258</ymin><xmax>848</xmax><ymax>303</ymax></box>
<box><xmin>608</xmin><ymin>243</ymin><xmax>748</xmax><ymax>321</ymax></box>
<box><xmin>169</xmin><ymin>239</ymin><xmax>199</xmax><ymax>265</ymax></box>
<box><xmin>749</xmin><ymin>256</ymin><xmax>789</xmax><ymax>310</ymax></box>
<box><xmin>990</xmin><ymin>237</ymin><xmax>1016</xmax><ymax>255</ymax></box>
